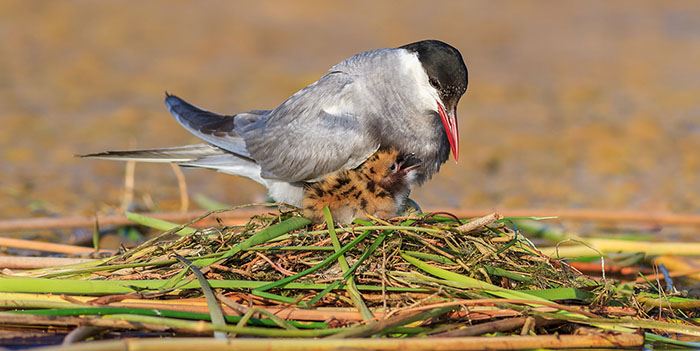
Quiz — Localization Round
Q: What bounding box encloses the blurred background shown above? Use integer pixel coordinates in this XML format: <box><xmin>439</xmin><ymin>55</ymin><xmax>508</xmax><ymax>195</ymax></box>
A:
<box><xmin>1</xmin><ymin>0</ymin><xmax>700</xmax><ymax>219</ymax></box>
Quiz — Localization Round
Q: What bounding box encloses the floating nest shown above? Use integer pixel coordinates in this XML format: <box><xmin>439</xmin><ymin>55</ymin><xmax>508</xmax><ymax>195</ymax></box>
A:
<box><xmin>100</xmin><ymin>210</ymin><xmax>590</xmax><ymax>300</ymax></box>
<box><xmin>2</xmin><ymin>208</ymin><xmax>700</xmax><ymax>349</ymax></box>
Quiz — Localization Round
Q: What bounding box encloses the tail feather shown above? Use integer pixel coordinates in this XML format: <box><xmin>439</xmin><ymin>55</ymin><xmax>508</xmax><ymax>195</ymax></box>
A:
<box><xmin>82</xmin><ymin>93</ymin><xmax>275</xmax><ymax>190</ymax></box>
<box><xmin>80</xmin><ymin>144</ymin><xmax>224</xmax><ymax>163</ymax></box>
<box><xmin>82</xmin><ymin>143</ymin><xmax>267</xmax><ymax>186</ymax></box>
<box><xmin>181</xmin><ymin>154</ymin><xmax>266</xmax><ymax>185</ymax></box>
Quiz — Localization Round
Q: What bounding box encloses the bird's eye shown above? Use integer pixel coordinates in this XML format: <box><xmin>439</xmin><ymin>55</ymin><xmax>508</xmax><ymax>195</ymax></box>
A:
<box><xmin>429</xmin><ymin>78</ymin><xmax>440</xmax><ymax>89</ymax></box>
<box><xmin>389</xmin><ymin>163</ymin><xmax>398</xmax><ymax>172</ymax></box>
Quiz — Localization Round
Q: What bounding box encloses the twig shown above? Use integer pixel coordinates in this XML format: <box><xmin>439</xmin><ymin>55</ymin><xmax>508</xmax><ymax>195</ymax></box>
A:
<box><xmin>170</xmin><ymin>163</ymin><xmax>190</xmax><ymax>213</ymax></box>
<box><xmin>520</xmin><ymin>316</ymin><xmax>535</xmax><ymax>335</ymax></box>
<box><xmin>120</xmin><ymin>160</ymin><xmax>136</xmax><ymax>212</ymax></box>
<box><xmin>0</xmin><ymin>256</ymin><xmax>96</xmax><ymax>269</ymax></box>
<box><xmin>382</xmin><ymin>239</ymin><xmax>387</xmax><ymax>311</ymax></box>
<box><xmin>215</xmin><ymin>293</ymin><xmax>247</xmax><ymax>315</ymax></box>
<box><xmin>595</xmin><ymin>306</ymin><xmax>638</xmax><ymax>316</ymax></box>
<box><xmin>0</xmin><ymin>312</ymin><xmax>171</xmax><ymax>332</ymax></box>
<box><xmin>254</xmin><ymin>252</ymin><xmax>296</xmax><ymax>276</ymax></box>
<box><xmin>395</xmin><ymin>298</ymin><xmax>600</xmax><ymax>319</ymax></box>
<box><xmin>456</xmin><ymin>213</ymin><xmax>501</xmax><ymax>232</ymax></box>
<box><xmin>432</xmin><ymin>317</ymin><xmax>528</xmax><ymax>337</ymax></box>
<box><xmin>0</xmin><ymin>237</ymin><xmax>111</xmax><ymax>255</ymax></box>
<box><xmin>637</xmin><ymin>295</ymin><xmax>700</xmax><ymax>310</ymax></box>
<box><xmin>30</xmin><ymin>334</ymin><xmax>646</xmax><ymax>351</ymax></box>
<box><xmin>327</xmin><ymin>306</ymin><xmax>457</xmax><ymax>339</ymax></box>
<box><xmin>569</xmin><ymin>261</ymin><xmax>640</xmax><ymax>276</ymax></box>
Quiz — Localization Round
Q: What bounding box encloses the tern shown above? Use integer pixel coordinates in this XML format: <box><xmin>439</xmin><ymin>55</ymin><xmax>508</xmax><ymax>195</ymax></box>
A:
<box><xmin>84</xmin><ymin>39</ymin><xmax>468</xmax><ymax>207</ymax></box>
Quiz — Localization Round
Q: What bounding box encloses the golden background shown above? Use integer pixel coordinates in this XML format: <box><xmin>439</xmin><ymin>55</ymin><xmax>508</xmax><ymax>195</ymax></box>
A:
<box><xmin>1</xmin><ymin>1</ymin><xmax>699</xmax><ymax>217</ymax></box>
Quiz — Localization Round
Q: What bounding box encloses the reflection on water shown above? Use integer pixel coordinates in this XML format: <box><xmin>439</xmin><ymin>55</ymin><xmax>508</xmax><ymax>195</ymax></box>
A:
<box><xmin>1</xmin><ymin>1</ymin><xmax>700</xmax><ymax>218</ymax></box>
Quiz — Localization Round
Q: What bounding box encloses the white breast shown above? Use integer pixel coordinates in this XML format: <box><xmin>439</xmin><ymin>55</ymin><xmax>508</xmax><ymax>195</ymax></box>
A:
<box><xmin>266</xmin><ymin>181</ymin><xmax>305</xmax><ymax>207</ymax></box>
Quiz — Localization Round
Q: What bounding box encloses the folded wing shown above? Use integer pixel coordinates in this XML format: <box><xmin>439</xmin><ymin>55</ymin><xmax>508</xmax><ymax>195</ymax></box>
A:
<box><xmin>240</xmin><ymin>71</ymin><xmax>379</xmax><ymax>182</ymax></box>
<box><xmin>164</xmin><ymin>93</ymin><xmax>256</xmax><ymax>159</ymax></box>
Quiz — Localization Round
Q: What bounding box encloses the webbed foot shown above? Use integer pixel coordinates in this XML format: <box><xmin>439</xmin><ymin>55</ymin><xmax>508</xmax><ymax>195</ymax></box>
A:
<box><xmin>404</xmin><ymin>198</ymin><xmax>423</xmax><ymax>214</ymax></box>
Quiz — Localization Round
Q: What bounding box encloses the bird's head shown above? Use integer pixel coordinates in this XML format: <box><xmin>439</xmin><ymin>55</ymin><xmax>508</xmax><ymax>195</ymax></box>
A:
<box><xmin>400</xmin><ymin>40</ymin><xmax>468</xmax><ymax>161</ymax></box>
<box><xmin>360</xmin><ymin>150</ymin><xmax>422</xmax><ymax>195</ymax></box>
<box><xmin>386</xmin><ymin>152</ymin><xmax>422</xmax><ymax>188</ymax></box>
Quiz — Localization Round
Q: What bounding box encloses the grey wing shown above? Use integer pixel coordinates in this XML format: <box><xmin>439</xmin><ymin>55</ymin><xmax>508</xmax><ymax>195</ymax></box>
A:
<box><xmin>164</xmin><ymin>93</ymin><xmax>266</xmax><ymax>159</ymax></box>
<box><xmin>240</xmin><ymin>71</ymin><xmax>379</xmax><ymax>182</ymax></box>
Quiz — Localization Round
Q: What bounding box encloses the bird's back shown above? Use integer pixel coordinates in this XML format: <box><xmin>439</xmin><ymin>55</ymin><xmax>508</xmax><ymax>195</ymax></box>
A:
<box><xmin>240</xmin><ymin>47</ymin><xmax>449</xmax><ymax>184</ymax></box>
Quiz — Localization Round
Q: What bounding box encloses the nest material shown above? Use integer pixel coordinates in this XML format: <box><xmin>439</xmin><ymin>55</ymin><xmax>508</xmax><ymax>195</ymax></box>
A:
<box><xmin>5</xmin><ymin>208</ymin><xmax>700</xmax><ymax>348</ymax></box>
<box><xmin>95</xmin><ymin>210</ymin><xmax>593</xmax><ymax>309</ymax></box>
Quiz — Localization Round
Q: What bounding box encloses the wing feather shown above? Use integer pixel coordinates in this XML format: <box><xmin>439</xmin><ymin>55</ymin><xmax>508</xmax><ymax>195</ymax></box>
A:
<box><xmin>240</xmin><ymin>72</ymin><xmax>379</xmax><ymax>182</ymax></box>
<box><xmin>164</xmin><ymin>93</ymin><xmax>256</xmax><ymax>159</ymax></box>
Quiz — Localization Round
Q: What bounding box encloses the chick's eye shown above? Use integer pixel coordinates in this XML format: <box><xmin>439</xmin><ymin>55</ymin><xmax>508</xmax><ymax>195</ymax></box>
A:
<box><xmin>389</xmin><ymin>163</ymin><xmax>397</xmax><ymax>172</ymax></box>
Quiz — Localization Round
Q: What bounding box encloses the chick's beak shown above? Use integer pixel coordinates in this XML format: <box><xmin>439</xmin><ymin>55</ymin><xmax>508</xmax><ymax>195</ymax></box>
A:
<box><xmin>436</xmin><ymin>101</ymin><xmax>459</xmax><ymax>161</ymax></box>
<box><xmin>392</xmin><ymin>153</ymin><xmax>421</xmax><ymax>174</ymax></box>
<box><xmin>400</xmin><ymin>153</ymin><xmax>422</xmax><ymax>172</ymax></box>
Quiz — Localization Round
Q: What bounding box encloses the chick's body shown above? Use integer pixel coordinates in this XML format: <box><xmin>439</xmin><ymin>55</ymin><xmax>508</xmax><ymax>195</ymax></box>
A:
<box><xmin>303</xmin><ymin>149</ymin><xmax>420</xmax><ymax>223</ymax></box>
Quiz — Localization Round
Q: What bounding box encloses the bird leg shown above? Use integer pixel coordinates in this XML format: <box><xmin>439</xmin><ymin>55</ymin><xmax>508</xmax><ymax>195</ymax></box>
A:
<box><xmin>404</xmin><ymin>198</ymin><xmax>423</xmax><ymax>214</ymax></box>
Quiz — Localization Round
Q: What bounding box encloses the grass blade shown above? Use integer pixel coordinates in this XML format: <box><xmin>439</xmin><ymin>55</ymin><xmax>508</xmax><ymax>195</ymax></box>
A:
<box><xmin>174</xmin><ymin>254</ymin><xmax>227</xmax><ymax>339</ymax></box>
<box><xmin>0</xmin><ymin>278</ymin><xmax>426</xmax><ymax>295</ymax></box>
<box><xmin>125</xmin><ymin>211</ymin><xmax>196</xmax><ymax>235</ymax></box>
<box><xmin>323</xmin><ymin>207</ymin><xmax>373</xmax><ymax>321</ymax></box>
<box><xmin>13</xmin><ymin>307</ymin><xmax>326</xmax><ymax>329</ymax></box>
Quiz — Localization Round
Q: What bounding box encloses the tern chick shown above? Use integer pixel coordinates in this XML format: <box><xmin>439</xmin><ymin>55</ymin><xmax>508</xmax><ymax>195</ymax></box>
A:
<box><xmin>302</xmin><ymin>150</ymin><xmax>421</xmax><ymax>223</ymax></box>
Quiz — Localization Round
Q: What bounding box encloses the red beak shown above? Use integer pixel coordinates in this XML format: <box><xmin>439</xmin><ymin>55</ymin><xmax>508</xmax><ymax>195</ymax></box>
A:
<box><xmin>437</xmin><ymin>100</ymin><xmax>460</xmax><ymax>161</ymax></box>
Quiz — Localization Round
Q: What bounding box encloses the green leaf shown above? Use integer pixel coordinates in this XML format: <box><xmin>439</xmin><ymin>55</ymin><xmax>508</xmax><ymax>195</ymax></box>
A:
<box><xmin>521</xmin><ymin>287</ymin><xmax>594</xmax><ymax>302</ymax></box>
<box><xmin>126</xmin><ymin>211</ymin><xmax>196</xmax><ymax>236</ymax></box>
<box><xmin>323</xmin><ymin>207</ymin><xmax>372</xmax><ymax>320</ymax></box>
<box><xmin>0</xmin><ymin>278</ymin><xmax>425</xmax><ymax>295</ymax></box>
<box><xmin>174</xmin><ymin>254</ymin><xmax>227</xmax><ymax>339</ymax></box>
<box><xmin>401</xmin><ymin>252</ymin><xmax>547</xmax><ymax>301</ymax></box>
<box><xmin>193</xmin><ymin>194</ymin><xmax>230</xmax><ymax>210</ymax></box>
<box><xmin>483</xmin><ymin>265</ymin><xmax>533</xmax><ymax>283</ymax></box>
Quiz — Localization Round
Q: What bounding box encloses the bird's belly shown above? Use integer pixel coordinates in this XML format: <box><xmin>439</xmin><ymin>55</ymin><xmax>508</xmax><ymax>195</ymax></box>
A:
<box><xmin>267</xmin><ymin>182</ymin><xmax>304</xmax><ymax>207</ymax></box>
